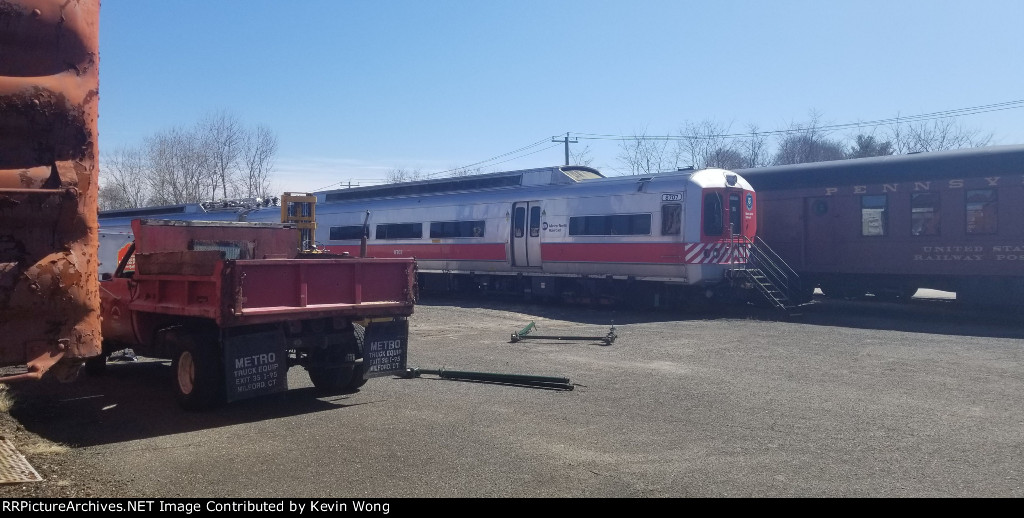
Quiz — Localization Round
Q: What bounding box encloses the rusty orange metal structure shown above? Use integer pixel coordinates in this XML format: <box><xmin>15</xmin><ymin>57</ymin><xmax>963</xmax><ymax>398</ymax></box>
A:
<box><xmin>0</xmin><ymin>0</ymin><xmax>102</xmax><ymax>381</ymax></box>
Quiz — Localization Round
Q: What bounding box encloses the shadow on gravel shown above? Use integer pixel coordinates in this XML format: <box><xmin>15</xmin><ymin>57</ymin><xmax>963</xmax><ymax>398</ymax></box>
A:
<box><xmin>786</xmin><ymin>295</ymin><xmax>1024</xmax><ymax>339</ymax></box>
<box><xmin>12</xmin><ymin>294</ymin><xmax>1020</xmax><ymax>450</ymax></box>
<box><xmin>7</xmin><ymin>359</ymin><xmax>366</xmax><ymax>449</ymax></box>
<box><xmin>420</xmin><ymin>293</ymin><xmax>1024</xmax><ymax>339</ymax></box>
<box><xmin>417</xmin><ymin>294</ymin><xmax>739</xmax><ymax>325</ymax></box>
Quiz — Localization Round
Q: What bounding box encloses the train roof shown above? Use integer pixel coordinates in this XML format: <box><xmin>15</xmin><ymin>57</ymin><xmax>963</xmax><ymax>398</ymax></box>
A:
<box><xmin>736</xmin><ymin>144</ymin><xmax>1024</xmax><ymax>190</ymax></box>
<box><xmin>99</xmin><ymin>197</ymin><xmax>276</xmax><ymax>219</ymax></box>
<box><xmin>98</xmin><ymin>165</ymin><xmax>745</xmax><ymax>225</ymax></box>
<box><xmin>317</xmin><ymin>165</ymin><xmax>604</xmax><ymax>203</ymax></box>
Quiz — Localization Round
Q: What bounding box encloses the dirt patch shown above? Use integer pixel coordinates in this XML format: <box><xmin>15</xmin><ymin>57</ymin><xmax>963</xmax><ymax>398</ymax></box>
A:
<box><xmin>0</xmin><ymin>383</ymin><xmax>121</xmax><ymax>498</ymax></box>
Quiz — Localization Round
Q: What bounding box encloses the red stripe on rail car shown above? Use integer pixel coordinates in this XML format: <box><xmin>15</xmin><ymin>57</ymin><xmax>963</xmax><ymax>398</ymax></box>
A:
<box><xmin>324</xmin><ymin>241</ymin><xmax>749</xmax><ymax>265</ymax></box>
<box><xmin>323</xmin><ymin>242</ymin><xmax>508</xmax><ymax>261</ymax></box>
<box><xmin>541</xmin><ymin>242</ymin><xmax>692</xmax><ymax>264</ymax></box>
<box><xmin>545</xmin><ymin>242</ymin><xmax>748</xmax><ymax>265</ymax></box>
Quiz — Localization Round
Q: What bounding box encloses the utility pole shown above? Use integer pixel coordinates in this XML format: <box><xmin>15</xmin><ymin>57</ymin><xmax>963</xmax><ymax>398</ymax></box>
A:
<box><xmin>552</xmin><ymin>132</ymin><xmax>578</xmax><ymax>166</ymax></box>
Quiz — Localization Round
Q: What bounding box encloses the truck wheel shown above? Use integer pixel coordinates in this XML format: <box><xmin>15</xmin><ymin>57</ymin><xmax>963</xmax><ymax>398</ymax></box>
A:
<box><xmin>347</xmin><ymin>324</ymin><xmax>368</xmax><ymax>390</ymax></box>
<box><xmin>308</xmin><ymin>366</ymin><xmax>355</xmax><ymax>395</ymax></box>
<box><xmin>171</xmin><ymin>335</ymin><xmax>224</xmax><ymax>411</ymax></box>
<box><xmin>308</xmin><ymin>324</ymin><xmax>366</xmax><ymax>394</ymax></box>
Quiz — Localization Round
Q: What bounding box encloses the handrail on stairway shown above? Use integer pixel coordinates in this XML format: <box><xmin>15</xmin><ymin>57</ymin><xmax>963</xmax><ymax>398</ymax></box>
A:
<box><xmin>737</xmin><ymin>235</ymin><xmax>804</xmax><ymax>308</ymax></box>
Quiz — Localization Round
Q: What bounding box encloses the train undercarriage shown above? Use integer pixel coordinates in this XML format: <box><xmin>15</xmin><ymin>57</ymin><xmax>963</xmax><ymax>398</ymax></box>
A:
<box><xmin>416</xmin><ymin>271</ymin><xmax>756</xmax><ymax>310</ymax></box>
<box><xmin>808</xmin><ymin>273</ymin><xmax>1024</xmax><ymax>306</ymax></box>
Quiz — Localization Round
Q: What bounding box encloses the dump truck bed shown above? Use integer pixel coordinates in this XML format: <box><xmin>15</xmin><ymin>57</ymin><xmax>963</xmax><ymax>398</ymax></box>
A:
<box><xmin>128</xmin><ymin>256</ymin><xmax>416</xmax><ymax>326</ymax></box>
<box><xmin>124</xmin><ymin>219</ymin><xmax>416</xmax><ymax>326</ymax></box>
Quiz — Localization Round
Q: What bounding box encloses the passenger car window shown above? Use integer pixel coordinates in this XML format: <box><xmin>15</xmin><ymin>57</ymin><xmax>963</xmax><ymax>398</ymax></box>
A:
<box><xmin>661</xmin><ymin>204</ymin><xmax>682</xmax><ymax>235</ymax></box>
<box><xmin>966</xmin><ymin>189</ymin><xmax>997</xmax><ymax>234</ymax></box>
<box><xmin>911</xmin><ymin>193</ymin><xmax>940</xmax><ymax>236</ymax></box>
<box><xmin>861</xmin><ymin>195</ymin><xmax>887</xmax><ymax>236</ymax></box>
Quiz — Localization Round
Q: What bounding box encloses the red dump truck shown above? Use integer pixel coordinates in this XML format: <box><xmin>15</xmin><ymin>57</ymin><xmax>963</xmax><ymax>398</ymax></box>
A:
<box><xmin>97</xmin><ymin>219</ymin><xmax>416</xmax><ymax>410</ymax></box>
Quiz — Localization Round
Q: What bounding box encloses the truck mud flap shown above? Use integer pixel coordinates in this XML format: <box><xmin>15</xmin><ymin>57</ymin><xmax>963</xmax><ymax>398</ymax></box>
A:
<box><xmin>222</xmin><ymin>330</ymin><xmax>288</xmax><ymax>403</ymax></box>
<box><xmin>362</xmin><ymin>320</ymin><xmax>409</xmax><ymax>379</ymax></box>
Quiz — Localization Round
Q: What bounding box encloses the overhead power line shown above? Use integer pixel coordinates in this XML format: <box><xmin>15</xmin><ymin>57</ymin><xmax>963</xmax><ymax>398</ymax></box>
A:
<box><xmin>571</xmin><ymin>99</ymin><xmax>1024</xmax><ymax>141</ymax></box>
<box><xmin>315</xmin><ymin>99</ymin><xmax>1022</xmax><ymax>190</ymax></box>
<box><xmin>423</xmin><ymin>137</ymin><xmax>553</xmax><ymax>179</ymax></box>
<box><xmin>437</xmin><ymin>100</ymin><xmax>1024</xmax><ymax>174</ymax></box>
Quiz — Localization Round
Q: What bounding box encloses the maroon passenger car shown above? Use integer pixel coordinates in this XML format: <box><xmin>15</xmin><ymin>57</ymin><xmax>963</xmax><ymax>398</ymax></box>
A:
<box><xmin>738</xmin><ymin>145</ymin><xmax>1024</xmax><ymax>305</ymax></box>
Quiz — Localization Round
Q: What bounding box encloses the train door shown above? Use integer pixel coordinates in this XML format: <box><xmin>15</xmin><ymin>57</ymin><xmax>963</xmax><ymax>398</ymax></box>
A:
<box><xmin>727</xmin><ymin>190</ymin><xmax>743</xmax><ymax>236</ymax></box>
<box><xmin>511</xmin><ymin>201</ymin><xmax>542</xmax><ymax>267</ymax></box>
<box><xmin>804</xmin><ymin>197</ymin><xmax>837</xmax><ymax>266</ymax></box>
<box><xmin>705</xmin><ymin>188</ymin><xmax>746</xmax><ymax>238</ymax></box>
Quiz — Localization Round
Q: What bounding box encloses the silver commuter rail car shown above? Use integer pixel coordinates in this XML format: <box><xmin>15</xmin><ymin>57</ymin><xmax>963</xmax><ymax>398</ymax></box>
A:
<box><xmin>100</xmin><ymin>165</ymin><xmax>766</xmax><ymax>308</ymax></box>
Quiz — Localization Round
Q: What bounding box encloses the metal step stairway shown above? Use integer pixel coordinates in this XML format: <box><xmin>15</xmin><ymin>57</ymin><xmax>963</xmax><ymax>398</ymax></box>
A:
<box><xmin>730</xmin><ymin>236</ymin><xmax>806</xmax><ymax>314</ymax></box>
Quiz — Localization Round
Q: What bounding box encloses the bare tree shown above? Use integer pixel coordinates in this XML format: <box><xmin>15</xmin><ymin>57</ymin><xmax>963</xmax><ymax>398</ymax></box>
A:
<box><xmin>738</xmin><ymin>124</ymin><xmax>770</xmax><ymax>168</ymax></box>
<box><xmin>704</xmin><ymin>147</ymin><xmax>748</xmax><ymax>170</ymax></box>
<box><xmin>675</xmin><ymin>120</ymin><xmax>766</xmax><ymax>170</ymax></box>
<box><xmin>772</xmin><ymin>112</ymin><xmax>846</xmax><ymax>165</ymax></box>
<box><xmin>97</xmin><ymin>112</ymin><xmax>279</xmax><ymax>210</ymax></box>
<box><xmin>199</xmin><ymin>111</ymin><xmax>244</xmax><ymax>200</ymax></box>
<box><xmin>607</xmin><ymin>109</ymin><xmax>996</xmax><ymax>176</ymax></box>
<box><xmin>773</xmin><ymin>134</ymin><xmax>846</xmax><ymax>165</ymax></box>
<box><xmin>677</xmin><ymin>120</ymin><xmax>729</xmax><ymax>170</ymax></box>
<box><xmin>887</xmin><ymin>118</ymin><xmax>992</xmax><ymax>154</ymax></box>
<box><xmin>617</xmin><ymin>128</ymin><xmax>675</xmax><ymax>175</ymax></box>
<box><xmin>847</xmin><ymin>134</ymin><xmax>894</xmax><ymax>158</ymax></box>
<box><xmin>143</xmin><ymin>126</ymin><xmax>213</xmax><ymax>205</ymax></box>
<box><xmin>449</xmin><ymin>166</ymin><xmax>486</xmax><ymax>178</ymax></box>
<box><xmin>241</xmin><ymin>125</ymin><xmax>278</xmax><ymax>198</ymax></box>
<box><xmin>569</xmin><ymin>144</ymin><xmax>595</xmax><ymax>167</ymax></box>
<box><xmin>143</xmin><ymin>129</ymin><xmax>181</xmax><ymax>205</ymax></box>
<box><xmin>385</xmin><ymin>168</ymin><xmax>424</xmax><ymax>183</ymax></box>
<box><xmin>99</xmin><ymin>145</ymin><xmax>149</xmax><ymax>210</ymax></box>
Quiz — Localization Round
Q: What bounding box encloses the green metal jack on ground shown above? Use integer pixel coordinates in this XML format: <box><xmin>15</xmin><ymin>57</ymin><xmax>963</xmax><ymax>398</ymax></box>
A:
<box><xmin>403</xmin><ymin>366</ymin><xmax>573</xmax><ymax>390</ymax></box>
<box><xmin>510</xmin><ymin>321</ymin><xmax>617</xmax><ymax>346</ymax></box>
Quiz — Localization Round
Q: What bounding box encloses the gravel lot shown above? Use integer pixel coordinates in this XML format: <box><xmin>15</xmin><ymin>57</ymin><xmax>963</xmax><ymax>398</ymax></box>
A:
<box><xmin>1</xmin><ymin>294</ymin><xmax>1022</xmax><ymax>498</ymax></box>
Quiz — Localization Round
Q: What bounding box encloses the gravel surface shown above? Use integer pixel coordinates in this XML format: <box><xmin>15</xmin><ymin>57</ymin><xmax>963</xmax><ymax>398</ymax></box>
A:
<box><xmin>1</xmin><ymin>294</ymin><xmax>1022</xmax><ymax>498</ymax></box>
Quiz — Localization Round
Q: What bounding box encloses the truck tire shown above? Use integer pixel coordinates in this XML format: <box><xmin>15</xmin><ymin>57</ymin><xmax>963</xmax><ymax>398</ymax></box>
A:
<box><xmin>347</xmin><ymin>324</ymin><xmax>368</xmax><ymax>390</ymax></box>
<box><xmin>308</xmin><ymin>324</ymin><xmax>366</xmax><ymax>394</ymax></box>
<box><xmin>171</xmin><ymin>334</ymin><xmax>224</xmax><ymax>411</ymax></box>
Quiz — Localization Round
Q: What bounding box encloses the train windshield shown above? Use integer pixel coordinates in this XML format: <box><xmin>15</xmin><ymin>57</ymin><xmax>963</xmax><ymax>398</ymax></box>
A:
<box><xmin>703</xmin><ymin>193</ymin><xmax>723</xmax><ymax>236</ymax></box>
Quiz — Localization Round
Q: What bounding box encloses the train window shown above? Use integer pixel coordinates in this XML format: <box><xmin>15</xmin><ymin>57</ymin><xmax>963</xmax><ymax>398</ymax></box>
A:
<box><xmin>911</xmin><ymin>193</ymin><xmax>940</xmax><ymax>236</ymax></box>
<box><xmin>530</xmin><ymin>206</ymin><xmax>542</xmax><ymax>238</ymax></box>
<box><xmin>966</xmin><ymin>189</ymin><xmax>997</xmax><ymax>234</ymax></box>
<box><xmin>375</xmin><ymin>223</ymin><xmax>422</xmax><ymax>240</ymax></box>
<box><xmin>703</xmin><ymin>193</ymin><xmax>723</xmax><ymax>236</ymax></box>
<box><xmin>661</xmin><ymin>204</ymin><xmax>682</xmax><ymax>235</ymax></box>
<box><xmin>330</xmin><ymin>225</ymin><xmax>365</xmax><ymax>240</ymax></box>
<box><xmin>430</xmin><ymin>220</ymin><xmax>485</xmax><ymax>238</ymax></box>
<box><xmin>861</xmin><ymin>195</ymin><xmax>887</xmax><ymax>236</ymax></box>
<box><xmin>514</xmin><ymin>207</ymin><xmax>526</xmax><ymax>238</ymax></box>
<box><xmin>729</xmin><ymin>193</ymin><xmax>741</xmax><ymax>235</ymax></box>
<box><xmin>569</xmin><ymin>214</ymin><xmax>652</xmax><ymax>236</ymax></box>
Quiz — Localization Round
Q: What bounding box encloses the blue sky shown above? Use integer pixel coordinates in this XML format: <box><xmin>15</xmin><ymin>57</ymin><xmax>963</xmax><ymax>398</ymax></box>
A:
<box><xmin>98</xmin><ymin>0</ymin><xmax>1024</xmax><ymax>194</ymax></box>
